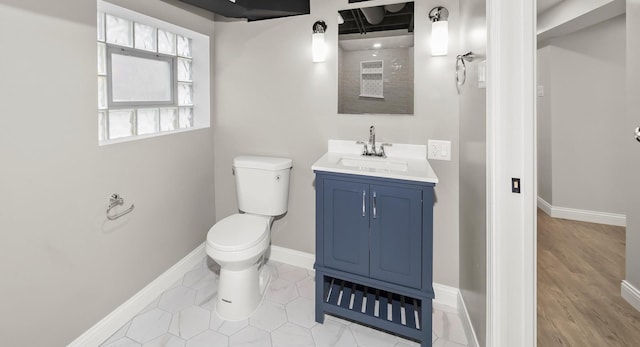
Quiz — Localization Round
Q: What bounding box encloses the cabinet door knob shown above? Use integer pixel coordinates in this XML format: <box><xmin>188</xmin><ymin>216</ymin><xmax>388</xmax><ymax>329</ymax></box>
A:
<box><xmin>362</xmin><ymin>190</ymin><xmax>366</xmax><ymax>217</ymax></box>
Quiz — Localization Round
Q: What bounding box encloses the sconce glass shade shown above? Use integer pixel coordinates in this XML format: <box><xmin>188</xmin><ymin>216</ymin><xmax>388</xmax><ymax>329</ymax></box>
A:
<box><xmin>312</xmin><ymin>32</ymin><xmax>326</xmax><ymax>62</ymax></box>
<box><xmin>431</xmin><ymin>20</ymin><xmax>448</xmax><ymax>56</ymax></box>
<box><xmin>429</xmin><ymin>6</ymin><xmax>449</xmax><ymax>56</ymax></box>
<box><xmin>312</xmin><ymin>20</ymin><xmax>327</xmax><ymax>63</ymax></box>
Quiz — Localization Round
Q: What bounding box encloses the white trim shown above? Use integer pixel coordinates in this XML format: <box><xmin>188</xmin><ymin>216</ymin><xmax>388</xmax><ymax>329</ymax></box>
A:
<box><xmin>433</xmin><ymin>283</ymin><xmax>460</xmax><ymax>309</ymax></box>
<box><xmin>537</xmin><ymin>197</ymin><xmax>626</xmax><ymax>227</ymax></box>
<box><xmin>487</xmin><ymin>0</ymin><xmax>537</xmax><ymax>346</ymax></box>
<box><xmin>268</xmin><ymin>245</ymin><xmax>315</xmax><ymax>270</ymax></box>
<box><xmin>621</xmin><ymin>280</ymin><xmax>640</xmax><ymax>312</ymax></box>
<box><xmin>458</xmin><ymin>294</ymin><xmax>481</xmax><ymax>347</ymax></box>
<box><xmin>67</xmin><ymin>244</ymin><xmax>206</xmax><ymax>347</ymax></box>
<box><xmin>537</xmin><ymin>196</ymin><xmax>553</xmax><ymax>216</ymax></box>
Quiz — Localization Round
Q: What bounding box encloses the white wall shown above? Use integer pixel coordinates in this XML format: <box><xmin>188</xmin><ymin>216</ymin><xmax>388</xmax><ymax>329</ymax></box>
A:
<box><xmin>537</xmin><ymin>15</ymin><xmax>626</xmax><ymax>215</ymax></box>
<box><xmin>213</xmin><ymin>0</ymin><xmax>461</xmax><ymax>287</ymax></box>
<box><xmin>458</xmin><ymin>0</ymin><xmax>487</xmax><ymax>345</ymax></box>
<box><xmin>0</xmin><ymin>1</ymin><xmax>215</xmax><ymax>345</ymax></box>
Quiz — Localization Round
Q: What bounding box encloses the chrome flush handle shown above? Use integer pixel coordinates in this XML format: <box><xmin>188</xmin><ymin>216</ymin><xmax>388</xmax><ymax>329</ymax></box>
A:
<box><xmin>635</xmin><ymin>126</ymin><xmax>640</xmax><ymax>143</ymax></box>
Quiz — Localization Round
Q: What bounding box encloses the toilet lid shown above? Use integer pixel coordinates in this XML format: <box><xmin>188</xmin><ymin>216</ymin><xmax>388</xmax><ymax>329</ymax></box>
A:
<box><xmin>207</xmin><ymin>214</ymin><xmax>269</xmax><ymax>252</ymax></box>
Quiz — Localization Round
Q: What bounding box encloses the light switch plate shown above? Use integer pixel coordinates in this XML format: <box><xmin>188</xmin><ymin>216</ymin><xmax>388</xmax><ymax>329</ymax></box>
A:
<box><xmin>428</xmin><ymin>140</ymin><xmax>451</xmax><ymax>161</ymax></box>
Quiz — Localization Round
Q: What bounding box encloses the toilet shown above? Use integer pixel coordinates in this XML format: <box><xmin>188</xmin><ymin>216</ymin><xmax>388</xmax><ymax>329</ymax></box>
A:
<box><xmin>206</xmin><ymin>155</ymin><xmax>292</xmax><ymax>321</ymax></box>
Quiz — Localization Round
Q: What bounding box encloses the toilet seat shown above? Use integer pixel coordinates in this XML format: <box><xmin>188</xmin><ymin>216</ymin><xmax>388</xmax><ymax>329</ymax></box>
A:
<box><xmin>207</xmin><ymin>214</ymin><xmax>269</xmax><ymax>252</ymax></box>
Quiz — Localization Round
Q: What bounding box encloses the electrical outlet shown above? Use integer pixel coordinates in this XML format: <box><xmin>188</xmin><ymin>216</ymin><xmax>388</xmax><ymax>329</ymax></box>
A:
<box><xmin>428</xmin><ymin>140</ymin><xmax>451</xmax><ymax>161</ymax></box>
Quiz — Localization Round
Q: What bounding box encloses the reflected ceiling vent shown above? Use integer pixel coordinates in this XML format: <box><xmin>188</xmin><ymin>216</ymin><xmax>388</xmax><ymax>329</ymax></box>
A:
<box><xmin>178</xmin><ymin>0</ymin><xmax>310</xmax><ymax>21</ymax></box>
<box><xmin>385</xmin><ymin>3</ymin><xmax>407</xmax><ymax>13</ymax></box>
<box><xmin>360</xmin><ymin>6</ymin><xmax>385</xmax><ymax>25</ymax></box>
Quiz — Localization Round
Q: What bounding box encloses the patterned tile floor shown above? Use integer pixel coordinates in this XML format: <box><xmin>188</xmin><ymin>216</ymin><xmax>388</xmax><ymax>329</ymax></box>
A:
<box><xmin>101</xmin><ymin>258</ymin><xmax>469</xmax><ymax>347</ymax></box>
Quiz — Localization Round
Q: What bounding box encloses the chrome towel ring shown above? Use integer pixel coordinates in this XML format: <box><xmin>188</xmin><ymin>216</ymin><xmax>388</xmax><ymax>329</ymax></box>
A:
<box><xmin>455</xmin><ymin>51</ymin><xmax>475</xmax><ymax>88</ymax></box>
<box><xmin>107</xmin><ymin>193</ymin><xmax>135</xmax><ymax>220</ymax></box>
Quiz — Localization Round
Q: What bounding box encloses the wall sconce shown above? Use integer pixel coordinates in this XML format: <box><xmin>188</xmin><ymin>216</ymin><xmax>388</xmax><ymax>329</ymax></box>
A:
<box><xmin>429</xmin><ymin>6</ymin><xmax>449</xmax><ymax>56</ymax></box>
<box><xmin>312</xmin><ymin>20</ymin><xmax>327</xmax><ymax>63</ymax></box>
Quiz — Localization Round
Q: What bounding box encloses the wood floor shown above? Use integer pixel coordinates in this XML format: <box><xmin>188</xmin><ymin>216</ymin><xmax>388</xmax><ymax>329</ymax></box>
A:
<box><xmin>537</xmin><ymin>209</ymin><xmax>640</xmax><ymax>346</ymax></box>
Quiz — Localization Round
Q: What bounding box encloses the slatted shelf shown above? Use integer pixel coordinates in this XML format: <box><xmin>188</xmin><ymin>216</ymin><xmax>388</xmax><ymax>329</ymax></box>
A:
<box><xmin>323</xmin><ymin>275</ymin><xmax>423</xmax><ymax>331</ymax></box>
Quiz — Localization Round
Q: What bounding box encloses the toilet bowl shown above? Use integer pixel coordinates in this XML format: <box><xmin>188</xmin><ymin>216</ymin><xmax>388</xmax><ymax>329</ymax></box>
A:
<box><xmin>206</xmin><ymin>214</ymin><xmax>272</xmax><ymax>320</ymax></box>
<box><xmin>205</xmin><ymin>155</ymin><xmax>292</xmax><ymax>321</ymax></box>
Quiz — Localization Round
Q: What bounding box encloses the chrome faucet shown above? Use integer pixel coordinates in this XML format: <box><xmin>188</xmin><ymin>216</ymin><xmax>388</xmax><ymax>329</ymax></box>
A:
<box><xmin>356</xmin><ymin>125</ymin><xmax>392</xmax><ymax>158</ymax></box>
<box><xmin>369</xmin><ymin>126</ymin><xmax>377</xmax><ymax>156</ymax></box>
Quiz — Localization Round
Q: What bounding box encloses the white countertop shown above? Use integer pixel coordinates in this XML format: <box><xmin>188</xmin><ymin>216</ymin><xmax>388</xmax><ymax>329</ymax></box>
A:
<box><xmin>311</xmin><ymin>140</ymin><xmax>439</xmax><ymax>184</ymax></box>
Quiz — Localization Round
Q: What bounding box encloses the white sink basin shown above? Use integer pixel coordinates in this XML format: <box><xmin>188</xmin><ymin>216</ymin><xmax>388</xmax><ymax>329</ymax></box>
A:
<box><xmin>311</xmin><ymin>140</ymin><xmax>439</xmax><ymax>184</ymax></box>
<box><xmin>339</xmin><ymin>156</ymin><xmax>408</xmax><ymax>172</ymax></box>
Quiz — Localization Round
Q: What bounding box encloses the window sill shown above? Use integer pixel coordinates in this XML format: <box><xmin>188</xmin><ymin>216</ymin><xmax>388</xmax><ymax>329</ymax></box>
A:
<box><xmin>98</xmin><ymin>125</ymin><xmax>209</xmax><ymax>146</ymax></box>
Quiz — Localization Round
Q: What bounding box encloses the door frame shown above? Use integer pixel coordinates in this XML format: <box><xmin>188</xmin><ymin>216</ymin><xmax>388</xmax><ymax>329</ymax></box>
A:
<box><xmin>486</xmin><ymin>0</ymin><xmax>537</xmax><ymax>346</ymax></box>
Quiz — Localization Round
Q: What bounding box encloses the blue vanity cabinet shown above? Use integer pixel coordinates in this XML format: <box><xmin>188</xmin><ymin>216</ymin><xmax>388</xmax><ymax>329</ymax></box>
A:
<box><xmin>314</xmin><ymin>171</ymin><xmax>435</xmax><ymax>347</ymax></box>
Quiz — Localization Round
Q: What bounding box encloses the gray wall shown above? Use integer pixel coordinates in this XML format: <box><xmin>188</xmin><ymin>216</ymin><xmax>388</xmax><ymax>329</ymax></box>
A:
<box><xmin>626</xmin><ymin>0</ymin><xmax>640</xmax><ymax>295</ymax></box>
<box><xmin>0</xmin><ymin>1</ymin><xmax>215</xmax><ymax>345</ymax></box>
<box><xmin>457</xmin><ymin>0</ymin><xmax>486</xmax><ymax>345</ymax></box>
<box><xmin>537</xmin><ymin>15</ymin><xmax>626</xmax><ymax>214</ymax></box>
<box><xmin>537</xmin><ymin>45</ymin><xmax>553</xmax><ymax>204</ymax></box>
<box><xmin>213</xmin><ymin>0</ymin><xmax>461</xmax><ymax>288</ymax></box>
<box><xmin>339</xmin><ymin>47</ymin><xmax>414</xmax><ymax>114</ymax></box>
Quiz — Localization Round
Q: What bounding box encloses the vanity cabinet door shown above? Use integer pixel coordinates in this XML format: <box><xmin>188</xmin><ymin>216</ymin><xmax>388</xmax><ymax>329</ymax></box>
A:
<box><xmin>369</xmin><ymin>184</ymin><xmax>423</xmax><ymax>289</ymax></box>
<box><xmin>322</xmin><ymin>178</ymin><xmax>371</xmax><ymax>277</ymax></box>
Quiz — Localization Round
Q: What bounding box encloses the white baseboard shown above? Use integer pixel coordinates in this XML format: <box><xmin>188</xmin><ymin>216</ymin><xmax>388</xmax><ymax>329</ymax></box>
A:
<box><xmin>537</xmin><ymin>197</ymin><xmax>626</xmax><ymax>227</ymax></box>
<box><xmin>68</xmin><ymin>244</ymin><xmax>206</xmax><ymax>347</ymax></box>
<box><xmin>622</xmin><ymin>280</ymin><xmax>640</xmax><ymax>313</ymax></box>
<box><xmin>458</xmin><ymin>293</ymin><xmax>481</xmax><ymax>347</ymax></box>
<box><xmin>268</xmin><ymin>245</ymin><xmax>315</xmax><ymax>270</ymax></box>
<box><xmin>433</xmin><ymin>283</ymin><xmax>459</xmax><ymax>309</ymax></box>
<box><xmin>537</xmin><ymin>196</ymin><xmax>552</xmax><ymax>216</ymax></box>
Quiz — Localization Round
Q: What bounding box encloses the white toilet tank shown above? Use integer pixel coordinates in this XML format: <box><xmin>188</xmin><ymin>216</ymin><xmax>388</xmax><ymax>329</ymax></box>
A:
<box><xmin>233</xmin><ymin>155</ymin><xmax>293</xmax><ymax>216</ymax></box>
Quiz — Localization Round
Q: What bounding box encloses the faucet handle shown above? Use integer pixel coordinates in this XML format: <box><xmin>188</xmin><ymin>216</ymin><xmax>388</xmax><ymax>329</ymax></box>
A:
<box><xmin>379</xmin><ymin>143</ymin><xmax>392</xmax><ymax>158</ymax></box>
<box><xmin>356</xmin><ymin>141</ymin><xmax>368</xmax><ymax>155</ymax></box>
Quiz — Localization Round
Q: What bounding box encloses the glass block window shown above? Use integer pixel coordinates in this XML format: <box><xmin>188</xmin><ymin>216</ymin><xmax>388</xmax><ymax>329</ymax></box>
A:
<box><xmin>97</xmin><ymin>11</ymin><xmax>195</xmax><ymax>142</ymax></box>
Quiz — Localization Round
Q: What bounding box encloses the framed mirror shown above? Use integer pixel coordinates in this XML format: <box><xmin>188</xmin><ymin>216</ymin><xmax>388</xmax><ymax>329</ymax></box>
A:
<box><xmin>338</xmin><ymin>2</ymin><xmax>414</xmax><ymax>115</ymax></box>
